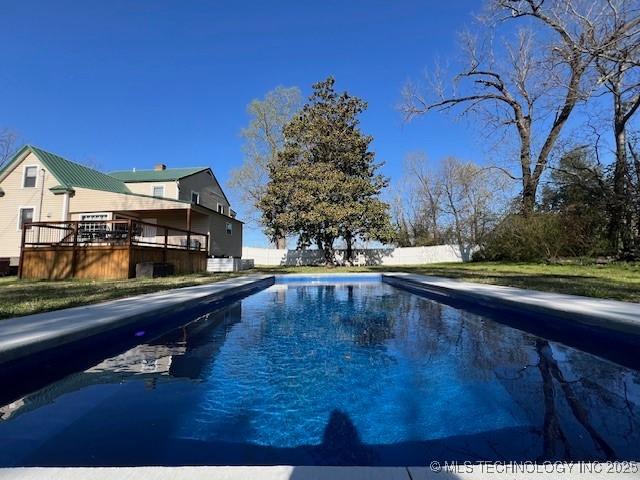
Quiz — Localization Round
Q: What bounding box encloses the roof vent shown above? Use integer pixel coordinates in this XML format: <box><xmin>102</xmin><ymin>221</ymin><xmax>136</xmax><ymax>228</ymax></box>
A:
<box><xmin>155</xmin><ymin>163</ymin><xmax>167</xmax><ymax>171</ymax></box>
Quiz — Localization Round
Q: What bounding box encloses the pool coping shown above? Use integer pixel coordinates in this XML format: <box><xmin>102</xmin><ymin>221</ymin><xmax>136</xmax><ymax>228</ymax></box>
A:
<box><xmin>1</xmin><ymin>465</ymin><xmax>638</xmax><ymax>479</ymax></box>
<box><xmin>3</xmin><ymin>271</ymin><xmax>640</xmax><ymax>368</ymax></box>
<box><xmin>382</xmin><ymin>272</ymin><xmax>640</xmax><ymax>337</ymax></box>
<box><xmin>0</xmin><ymin>274</ymin><xmax>275</xmax><ymax>366</ymax></box>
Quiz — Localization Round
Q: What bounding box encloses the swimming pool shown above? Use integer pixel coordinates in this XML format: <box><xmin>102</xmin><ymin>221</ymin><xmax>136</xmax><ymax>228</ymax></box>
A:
<box><xmin>0</xmin><ymin>275</ymin><xmax>639</xmax><ymax>466</ymax></box>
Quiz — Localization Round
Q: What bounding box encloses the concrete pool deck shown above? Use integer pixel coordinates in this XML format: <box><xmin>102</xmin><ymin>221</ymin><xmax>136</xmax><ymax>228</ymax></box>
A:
<box><xmin>1</xmin><ymin>465</ymin><xmax>639</xmax><ymax>479</ymax></box>
<box><xmin>382</xmin><ymin>272</ymin><xmax>640</xmax><ymax>337</ymax></box>
<box><xmin>2</xmin><ymin>271</ymin><xmax>640</xmax><ymax>368</ymax></box>
<box><xmin>0</xmin><ymin>274</ymin><xmax>274</xmax><ymax>366</ymax></box>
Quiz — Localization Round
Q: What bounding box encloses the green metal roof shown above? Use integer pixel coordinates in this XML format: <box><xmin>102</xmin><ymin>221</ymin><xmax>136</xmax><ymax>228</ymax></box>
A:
<box><xmin>3</xmin><ymin>145</ymin><xmax>131</xmax><ymax>194</ymax></box>
<box><xmin>108</xmin><ymin>167</ymin><xmax>208</xmax><ymax>182</ymax></box>
<box><xmin>49</xmin><ymin>184</ymin><xmax>75</xmax><ymax>194</ymax></box>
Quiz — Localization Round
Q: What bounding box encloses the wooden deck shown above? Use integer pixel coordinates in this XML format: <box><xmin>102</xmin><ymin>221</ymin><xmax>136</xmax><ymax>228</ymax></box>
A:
<box><xmin>19</xmin><ymin>219</ymin><xmax>208</xmax><ymax>280</ymax></box>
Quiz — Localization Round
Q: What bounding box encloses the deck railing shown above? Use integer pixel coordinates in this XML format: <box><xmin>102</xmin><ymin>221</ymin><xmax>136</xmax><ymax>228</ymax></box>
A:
<box><xmin>21</xmin><ymin>219</ymin><xmax>208</xmax><ymax>252</ymax></box>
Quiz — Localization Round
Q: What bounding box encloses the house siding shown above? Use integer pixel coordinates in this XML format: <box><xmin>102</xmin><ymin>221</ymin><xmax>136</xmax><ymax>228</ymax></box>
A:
<box><xmin>1</xmin><ymin>151</ymin><xmax>243</xmax><ymax>262</ymax></box>
<box><xmin>0</xmin><ymin>152</ymin><xmax>65</xmax><ymax>258</ymax></box>
<box><xmin>177</xmin><ymin>171</ymin><xmax>229</xmax><ymax>214</ymax></box>
<box><xmin>209</xmin><ymin>214</ymin><xmax>242</xmax><ymax>257</ymax></box>
<box><xmin>122</xmin><ymin>181</ymin><xmax>178</xmax><ymax>199</ymax></box>
<box><xmin>68</xmin><ymin>188</ymin><xmax>188</xmax><ymax>214</ymax></box>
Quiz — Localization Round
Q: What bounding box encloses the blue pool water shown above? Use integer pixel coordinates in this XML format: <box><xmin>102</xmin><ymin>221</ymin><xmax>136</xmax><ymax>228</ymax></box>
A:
<box><xmin>0</xmin><ymin>278</ymin><xmax>639</xmax><ymax>466</ymax></box>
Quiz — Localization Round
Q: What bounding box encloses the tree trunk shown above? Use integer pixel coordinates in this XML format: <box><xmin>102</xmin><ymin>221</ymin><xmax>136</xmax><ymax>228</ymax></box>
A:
<box><xmin>610</xmin><ymin>115</ymin><xmax>630</xmax><ymax>256</ymax></box>
<box><xmin>274</xmin><ymin>232</ymin><xmax>287</xmax><ymax>249</ymax></box>
<box><xmin>518</xmin><ymin>130</ymin><xmax>537</xmax><ymax>216</ymax></box>
<box><xmin>630</xmin><ymin>143</ymin><xmax>640</xmax><ymax>243</ymax></box>
<box><xmin>323</xmin><ymin>237</ymin><xmax>335</xmax><ymax>266</ymax></box>
<box><xmin>345</xmin><ymin>232</ymin><xmax>353</xmax><ymax>265</ymax></box>
<box><xmin>521</xmin><ymin>178</ymin><xmax>538</xmax><ymax>216</ymax></box>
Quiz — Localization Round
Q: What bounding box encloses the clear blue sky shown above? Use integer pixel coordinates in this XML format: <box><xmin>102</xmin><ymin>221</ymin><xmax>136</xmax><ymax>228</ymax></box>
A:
<box><xmin>0</xmin><ymin>0</ymin><xmax>481</xmax><ymax>246</ymax></box>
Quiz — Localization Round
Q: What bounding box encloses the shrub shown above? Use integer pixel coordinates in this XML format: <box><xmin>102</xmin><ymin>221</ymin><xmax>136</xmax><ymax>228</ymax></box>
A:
<box><xmin>474</xmin><ymin>213</ymin><xmax>577</xmax><ymax>262</ymax></box>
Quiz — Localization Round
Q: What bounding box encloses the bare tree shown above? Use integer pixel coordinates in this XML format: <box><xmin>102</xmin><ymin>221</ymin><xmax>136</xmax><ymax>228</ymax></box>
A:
<box><xmin>629</xmin><ymin>136</ymin><xmax>640</xmax><ymax>247</ymax></box>
<box><xmin>0</xmin><ymin>128</ymin><xmax>17</xmax><ymax>169</ymax></box>
<box><xmin>395</xmin><ymin>154</ymin><xmax>506</xmax><ymax>255</ymax></box>
<box><xmin>400</xmin><ymin>151</ymin><xmax>444</xmax><ymax>246</ymax></box>
<box><xmin>589</xmin><ymin>0</ymin><xmax>640</xmax><ymax>254</ymax></box>
<box><xmin>228</xmin><ymin>86</ymin><xmax>301</xmax><ymax>248</ymax></box>
<box><xmin>402</xmin><ymin>0</ymin><xmax>640</xmax><ymax>215</ymax></box>
<box><xmin>439</xmin><ymin>157</ymin><xmax>508</xmax><ymax>258</ymax></box>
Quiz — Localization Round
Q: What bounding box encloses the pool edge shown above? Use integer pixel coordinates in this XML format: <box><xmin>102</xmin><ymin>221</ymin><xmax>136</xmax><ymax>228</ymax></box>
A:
<box><xmin>0</xmin><ymin>274</ymin><xmax>275</xmax><ymax>367</ymax></box>
<box><xmin>382</xmin><ymin>272</ymin><xmax>640</xmax><ymax>338</ymax></box>
<box><xmin>1</xmin><ymin>464</ymin><xmax>638</xmax><ymax>479</ymax></box>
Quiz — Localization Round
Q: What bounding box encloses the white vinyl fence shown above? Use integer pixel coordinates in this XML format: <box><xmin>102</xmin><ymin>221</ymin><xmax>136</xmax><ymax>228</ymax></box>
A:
<box><xmin>207</xmin><ymin>258</ymin><xmax>255</xmax><ymax>272</ymax></box>
<box><xmin>242</xmin><ymin>244</ymin><xmax>469</xmax><ymax>266</ymax></box>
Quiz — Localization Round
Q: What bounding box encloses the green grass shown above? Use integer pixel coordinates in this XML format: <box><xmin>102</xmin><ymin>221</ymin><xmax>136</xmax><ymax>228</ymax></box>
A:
<box><xmin>0</xmin><ymin>273</ymin><xmax>243</xmax><ymax>320</ymax></box>
<box><xmin>255</xmin><ymin>262</ymin><xmax>640</xmax><ymax>303</ymax></box>
<box><xmin>2</xmin><ymin>261</ymin><xmax>638</xmax><ymax>320</ymax></box>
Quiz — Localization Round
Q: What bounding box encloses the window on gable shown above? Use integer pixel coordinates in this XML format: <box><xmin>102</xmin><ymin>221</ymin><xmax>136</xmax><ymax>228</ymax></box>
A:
<box><xmin>191</xmin><ymin>191</ymin><xmax>200</xmax><ymax>204</ymax></box>
<box><xmin>19</xmin><ymin>208</ymin><xmax>34</xmax><ymax>229</ymax></box>
<box><xmin>23</xmin><ymin>166</ymin><xmax>37</xmax><ymax>188</ymax></box>
<box><xmin>226</xmin><ymin>222</ymin><xmax>232</xmax><ymax>235</ymax></box>
<box><xmin>217</xmin><ymin>204</ymin><xmax>224</xmax><ymax>215</ymax></box>
<box><xmin>152</xmin><ymin>186</ymin><xmax>164</xmax><ymax>197</ymax></box>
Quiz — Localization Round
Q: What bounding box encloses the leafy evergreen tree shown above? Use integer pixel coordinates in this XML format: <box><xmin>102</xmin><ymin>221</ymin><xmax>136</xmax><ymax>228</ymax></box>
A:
<box><xmin>259</xmin><ymin>77</ymin><xmax>393</xmax><ymax>264</ymax></box>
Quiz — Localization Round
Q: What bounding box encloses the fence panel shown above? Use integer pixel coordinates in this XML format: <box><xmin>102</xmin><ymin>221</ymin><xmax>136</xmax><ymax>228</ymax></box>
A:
<box><xmin>241</xmin><ymin>245</ymin><xmax>467</xmax><ymax>266</ymax></box>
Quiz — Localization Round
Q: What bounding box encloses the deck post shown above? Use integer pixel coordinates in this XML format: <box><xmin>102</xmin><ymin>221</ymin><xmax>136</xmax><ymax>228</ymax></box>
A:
<box><xmin>127</xmin><ymin>218</ymin><xmax>135</xmax><ymax>278</ymax></box>
<box><xmin>163</xmin><ymin>226</ymin><xmax>168</xmax><ymax>263</ymax></box>
<box><xmin>17</xmin><ymin>224</ymin><xmax>27</xmax><ymax>279</ymax></box>
<box><xmin>186</xmin><ymin>209</ymin><xmax>191</xmax><ymax>251</ymax></box>
<box><xmin>128</xmin><ymin>219</ymin><xmax>134</xmax><ymax>278</ymax></box>
<box><xmin>71</xmin><ymin>221</ymin><xmax>79</xmax><ymax>278</ymax></box>
<box><xmin>128</xmin><ymin>219</ymin><xmax>134</xmax><ymax>248</ymax></box>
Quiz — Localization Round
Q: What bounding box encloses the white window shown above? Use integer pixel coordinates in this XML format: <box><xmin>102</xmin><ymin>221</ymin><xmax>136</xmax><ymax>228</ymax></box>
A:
<box><xmin>226</xmin><ymin>222</ymin><xmax>232</xmax><ymax>235</ymax></box>
<box><xmin>152</xmin><ymin>185</ymin><xmax>165</xmax><ymax>197</ymax></box>
<box><xmin>191</xmin><ymin>191</ymin><xmax>200</xmax><ymax>204</ymax></box>
<box><xmin>81</xmin><ymin>213</ymin><xmax>109</xmax><ymax>221</ymax></box>
<box><xmin>18</xmin><ymin>207</ymin><xmax>34</xmax><ymax>229</ymax></box>
<box><xmin>23</xmin><ymin>166</ymin><xmax>38</xmax><ymax>188</ymax></box>
<box><xmin>80</xmin><ymin>213</ymin><xmax>108</xmax><ymax>234</ymax></box>
<box><xmin>217</xmin><ymin>203</ymin><xmax>225</xmax><ymax>215</ymax></box>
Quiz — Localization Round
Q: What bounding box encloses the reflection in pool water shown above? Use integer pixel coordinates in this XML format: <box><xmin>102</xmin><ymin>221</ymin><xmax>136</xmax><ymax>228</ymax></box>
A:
<box><xmin>0</xmin><ymin>281</ymin><xmax>639</xmax><ymax>466</ymax></box>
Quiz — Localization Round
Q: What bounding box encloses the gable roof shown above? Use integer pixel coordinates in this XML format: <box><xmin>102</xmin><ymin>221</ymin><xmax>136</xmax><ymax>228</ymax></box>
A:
<box><xmin>0</xmin><ymin>145</ymin><xmax>131</xmax><ymax>194</ymax></box>
<box><xmin>108</xmin><ymin>167</ymin><xmax>209</xmax><ymax>182</ymax></box>
<box><xmin>0</xmin><ymin>145</ymin><xmax>233</xmax><ymax>207</ymax></box>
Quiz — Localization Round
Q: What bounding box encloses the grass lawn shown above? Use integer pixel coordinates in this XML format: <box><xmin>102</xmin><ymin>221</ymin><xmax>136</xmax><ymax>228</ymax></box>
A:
<box><xmin>0</xmin><ymin>272</ymin><xmax>243</xmax><ymax>320</ymax></box>
<box><xmin>255</xmin><ymin>262</ymin><xmax>640</xmax><ymax>303</ymax></box>
<box><xmin>1</xmin><ymin>261</ymin><xmax>638</xmax><ymax>320</ymax></box>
